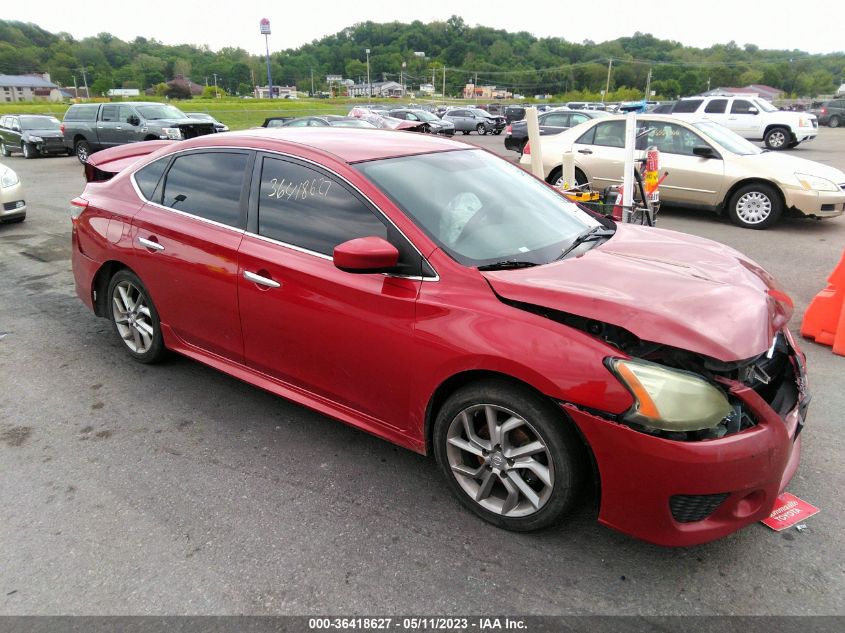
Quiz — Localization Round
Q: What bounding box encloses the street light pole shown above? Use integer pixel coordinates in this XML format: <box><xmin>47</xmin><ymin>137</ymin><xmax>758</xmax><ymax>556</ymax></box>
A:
<box><xmin>260</xmin><ymin>18</ymin><xmax>273</xmax><ymax>99</ymax></box>
<box><xmin>365</xmin><ymin>49</ymin><xmax>371</xmax><ymax>100</ymax></box>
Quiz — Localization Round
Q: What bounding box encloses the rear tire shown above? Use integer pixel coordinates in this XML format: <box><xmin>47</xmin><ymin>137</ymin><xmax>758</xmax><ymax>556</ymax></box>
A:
<box><xmin>727</xmin><ymin>183</ymin><xmax>783</xmax><ymax>229</ymax></box>
<box><xmin>0</xmin><ymin>141</ymin><xmax>10</xmax><ymax>157</ymax></box>
<box><xmin>433</xmin><ymin>379</ymin><xmax>586</xmax><ymax>532</ymax></box>
<box><xmin>764</xmin><ymin>126</ymin><xmax>790</xmax><ymax>150</ymax></box>
<box><xmin>107</xmin><ymin>270</ymin><xmax>166</xmax><ymax>364</ymax></box>
<box><xmin>461</xmin><ymin>130</ymin><xmax>470</xmax><ymax>135</ymax></box>
<box><xmin>829</xmin><ymin>116</ymin><xmax>840</xmax><ymax>128</ymax></box>
<box><xmin>75</xmin><ymin>139</ymin><xmax>91</xmax><ymax>164</ymax></box>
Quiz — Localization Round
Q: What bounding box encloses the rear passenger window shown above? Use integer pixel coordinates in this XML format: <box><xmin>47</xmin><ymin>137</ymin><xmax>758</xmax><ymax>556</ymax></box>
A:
<box><xmin>64</xmin><ymin>106</ymin><xmax>98</xmax><ymax>122</ymax></box>
<box><xmin>592</xmin><ymin>121</ymin><xmax>626</xmax><ymax>148</ymax></box>
<box><xmin>704</xmin><ymin>99</ymin><xmax>727</xmax><ymax>114</ymax></box>
<box><xmin>257</xmin><ymin>156</ymin><xmax>387</xmax><ymax>256</ymax></box>
<box><xmin>672</xmin><ymin>99</ymin><xmax>703</xmax><ymax>113</ymax></box>
<box><xmin>134</xmin><ymin>158</ymin><xmax>169</xmax><ymax>202</ymax></box>
<box><xmin>161</xmin><ymin>152</ymin><xmax>249</xmax><ymax>227</ymax></box>
<box><xmin>101</xmin><ymin>105</ymin><xmax>120</xmax><ymax>122</ymax></box>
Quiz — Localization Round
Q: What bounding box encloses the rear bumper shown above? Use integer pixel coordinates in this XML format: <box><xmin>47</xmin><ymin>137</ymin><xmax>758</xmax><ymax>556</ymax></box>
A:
<box><xmin>71</xmin><ymin>236</ymin><xmax>100</xmax><ymax>313</ymax></box>
<box><xmin>564</xmin><ymin>339</ymin><xmax>808</xmax><ymax>546</ymax></box>
<box><xmin>504</xmin><ymin>135</ymin><xmax>525</xmax><ymax>152</ymax></box>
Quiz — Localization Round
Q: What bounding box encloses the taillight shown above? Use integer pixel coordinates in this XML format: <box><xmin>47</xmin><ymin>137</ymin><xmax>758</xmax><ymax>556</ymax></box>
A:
<box><xmin>60</xmin><ymin>123</ymin><xmax>65</xmax><ymax>135</ymax></box>
<box><xmin>505</xmin><ymin>124</ymin><xmax>512</xmax><ymax>134</ymax></box>
<box><xmin>821</xmin><ymin>107</ymin><xmax>827</xmax><ymax>114</ymax></box>
<box><xmin>70</xmin><ymin>197</ymin><xmax>88</xmax><ymax>223</ymax></box>
<box><xmin>523</xmin><ymin>142</ymin><xmax>531</xmax><ymax>155</ymax></box>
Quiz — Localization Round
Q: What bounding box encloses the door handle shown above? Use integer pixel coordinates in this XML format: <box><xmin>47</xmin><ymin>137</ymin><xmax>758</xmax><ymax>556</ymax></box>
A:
<box><xmin>244</xmin><ymin>270</ymin><xmax>281</xmax><ymax>289</ymax></box>
<box><xmin>138</xmin><ymin>237</ymin><xmax>165</xmax><ymax>251</ymax></box>
<box><xmin>577</xmin><ymin>149</ymin><xmax>593</xmax><ymax>154</ymax></box>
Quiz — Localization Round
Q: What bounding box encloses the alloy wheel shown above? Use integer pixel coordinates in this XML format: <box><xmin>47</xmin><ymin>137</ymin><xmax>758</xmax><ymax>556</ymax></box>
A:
<box><xmin>767</xmin><ymin>130</ymin><xmax>786</xmax><ymax>148</ymax></box>
<box><xmin>445</xmin><ymin>404</ymin><xmax>554</xmax><ymax>518</ymax></box>
<box><xmin>112</xmin><ymin>280</ymin><xmax>155</xmax><ymax>354</ymax></box>
<box><xmin>735</xmin><ymin>191</ymin><xmax>772</xmax><ymax>225</ymax></box>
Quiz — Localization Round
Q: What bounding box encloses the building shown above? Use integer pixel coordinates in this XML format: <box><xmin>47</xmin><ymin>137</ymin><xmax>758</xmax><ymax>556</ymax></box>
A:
<box><xmin>0</xmin><ymin>73</ymin><xmax>63</xmax><ymax>102</ymax></box>
<box><xmin>348</xmin><ymin>81</ymin><xmax>404</xmax><ymax>98</ymax></box>
<box><xmin>699</xmin><ymin>84</ymin><xmax>784</xmax><ymax>101</ymax></box>
<box><xmin>463</xmin><ymin>84</ymin><xmax>512</xmax><ymax>100</ymax></box>
<box><xmin>418</xmin><ymin>83</ymin><xmax>435</xmax><ymax>96</ymax></box>
<box><xmin>108</xmin><ymin>88</ymin><xmax>141</xmax><ymax>98</ymax></box>
<box><xmin>836</xmin><ymin>83</ymin><xmax>845</xmax><ymax>97</ymax></box>
<box><xmin>254</xmin><ymin>85</ymin><xmax>298</xmax><ymax>99</ymax></box>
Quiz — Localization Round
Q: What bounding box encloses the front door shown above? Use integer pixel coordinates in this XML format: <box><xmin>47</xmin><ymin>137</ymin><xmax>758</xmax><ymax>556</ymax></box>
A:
<box><xmin>237</xmin><ymin>154</ymin><xmax>424</xmax><ymax>431</ymax></box>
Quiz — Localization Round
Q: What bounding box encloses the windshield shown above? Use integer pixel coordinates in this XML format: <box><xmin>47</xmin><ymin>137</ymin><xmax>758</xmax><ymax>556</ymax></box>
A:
<box><xmin>356</xmin><ymin>150</ymin><xmax>601</xmax><ymax>267</ymax></box>
<box><xmin>330</xmin><ymin>119</ymin><xmax>376</xmax><ymax>128</ymax></box>
<box><xmin>136</xmin><ymin>105</ymin><xmax>188</xmax><ymax>120</ymax></box>
<box><xmin>693</xmin><ymin>121</ymin><xmax>763</xmax><ymax>156</ymax></box>
<box><xmin>753</xmin><ymin>99</ymin><xmax>778</xmax><ymax>113</ymax></box>
<box><xmin>20</xmin><ymin>116</ymin><xmax>60</xmax><ymax>130</ymax></box>
<box><xmin>412</xmin><ymin>110</ymin><xmax>440</xmax><ymax>122</ymax></box>
<box><xmin>186</xmin><ymin>113</ymin><xmax>213</xmax><ymax>121</ymax></box>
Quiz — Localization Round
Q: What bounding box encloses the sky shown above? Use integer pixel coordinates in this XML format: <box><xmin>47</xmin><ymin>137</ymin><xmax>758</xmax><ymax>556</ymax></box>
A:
<box><xmin>4</xmin><ymin>0</ymin><xmax>843</xmax><ymax>56</ymax></box>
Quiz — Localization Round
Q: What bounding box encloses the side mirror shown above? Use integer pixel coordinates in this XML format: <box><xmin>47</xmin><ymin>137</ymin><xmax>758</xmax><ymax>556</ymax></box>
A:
<box><xmin>747</xmin><ymin>107</ymin><xmax>758</xmax><ymax>115</ymax></box>
<box><xmin>692</xmin><ymin>145</ymin><xmax>718</xmax><ymax>159</ymax></box>
<box><xmin>333</xmin><ymin>237</ymin><xmax>399</xmax><ymax>274</ymax></box>
<box><xmin>127</xmin><ymin>115</ymin><xmax>140</xmax><ymax>126</ymax></box>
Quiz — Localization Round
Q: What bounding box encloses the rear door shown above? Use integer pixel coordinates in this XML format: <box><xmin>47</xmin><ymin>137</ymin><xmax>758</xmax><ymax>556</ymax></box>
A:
<box><xmin>700</xmin><ymin>98</ymin><xmax>729</xmax><ymax>126</ymax></box>
<box><xmin>236</xmin><ymin>153</ymin><xmax>425</xmax><ymax>431</ymax></box>
<box><xmin>571</xmin><ymin>120</ymin><xmax>629</xmax><ymax>187</ymax></box>
<box><xmin>539</xmin><ymin>112</ymin><xmax>571</xmax><ymax>135</ymax></box>
<box><xmin>129</xmin><ymin>149</ymin><xmax>253</xmax><ymax>362</ymax></box>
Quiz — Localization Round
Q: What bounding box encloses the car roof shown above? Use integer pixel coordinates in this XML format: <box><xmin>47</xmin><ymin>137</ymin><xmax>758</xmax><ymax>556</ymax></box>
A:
<box><xmin>195</xmin><ymin>127</ymin><xmax>471</xmax><ymax>163</ymax></box>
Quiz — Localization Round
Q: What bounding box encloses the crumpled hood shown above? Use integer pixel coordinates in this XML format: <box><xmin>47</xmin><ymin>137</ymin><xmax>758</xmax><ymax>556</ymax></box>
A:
<box><xmin>25</xmin><ymin>128</ymin><xmax>63</xmax><ymax>137</ymax></box>
<box><xmin>482</xmin><ymin>224</ymin><xmax>793</xmax><ymax>362</ymax></box>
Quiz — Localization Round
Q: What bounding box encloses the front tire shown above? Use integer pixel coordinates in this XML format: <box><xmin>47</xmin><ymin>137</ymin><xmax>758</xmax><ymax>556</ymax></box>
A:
<box><xmin>764</xmin><ymin>126</ymin><xmax>791</xmax><ymax>150</ymax></box>
<box><xmin>476</xmin><ymin>123</ymin><xmax>487</xmax><ymax>135</ymax></box>
<box><xmin>727</xmin><ymin>183</ymin><xmax>783</xmax><ymax>229</ymax></box>
<box><xmin>22</xmin><ymin>143</ymin><xmax>38</xmax><ymax>159</ymax></box>
<box><xmin>107</xmin><ymin>270</ymin><xmax>166</xmax><ymax>363</ymax></box>
<box><xmin>433</xmin><ymin>379</ymin><xmax>585</xmax><ymax>532</ymax></box>
<box><xmin>75</xmin><ymin>139</ymin><xmax>91</xmax><ymax>164</ymax></box>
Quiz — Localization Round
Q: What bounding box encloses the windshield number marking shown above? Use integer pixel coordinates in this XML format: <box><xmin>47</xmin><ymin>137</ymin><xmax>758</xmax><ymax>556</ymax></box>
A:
<box><xmin>267</xmin><ymin>177</ymin><xmax>332</xmax><ymax>201</ymax></box>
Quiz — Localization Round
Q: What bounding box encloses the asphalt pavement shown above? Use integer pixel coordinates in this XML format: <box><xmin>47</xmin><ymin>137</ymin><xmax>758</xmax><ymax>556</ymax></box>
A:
<box><xmin>1</xmin><ymin>127</ymin><xmax>844</xmax><ymax>615</ymax></box>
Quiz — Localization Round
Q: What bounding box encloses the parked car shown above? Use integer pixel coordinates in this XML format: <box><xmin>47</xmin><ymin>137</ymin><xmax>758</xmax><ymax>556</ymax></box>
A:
<box><xmin>273</xmin><ymin>116</ymin><xmax>377</xmax><ymax>129</ymax></box>
<box><xmin>0</xmin><ymin>114</ymin><xmax>68</xmax><ymax>158</ymax></box>
<box><xmin>61</xmin><ymin>102</ymin><xmax>217</xmax><ymax>163</ymax></box>
<box><xmin>808</xmin><ymin>99</ymin><xmax>844</xmax><ymax>128</ymax></box>
<box><xmin>0</xmin><ymin>162</ymin><xmax>25</xmax><ymax>223</ymax></box>
<box><xmin>262</xmin><ymin>117</ymin><xmax>294</xmax><ymax>128</ymax></box>
<box><xmin>467</xmin><ymin>108</ymin><xmax>507</xmax><ymax>135</ymax></box>
<box><xmin>504</xmin><ymin>106</ymin><xmax>526</xmax><ymax>123</ymax></box>
<box><xmin>388</xmin><ymin>109</ymin><xmax>455</xmax><ymax>135</ymax></box>
<box><xmin>72</xmin><ymin>128</ymin><xmax>808</xmax><ymax>547</ymax></box>
<box><xmin>442</xmin><ymin>108</ymin><xmax>495</xmax><ymax>135</ymax></box>
<box><xmin>504</xmin><ymin>109</ymin><xmax>610</xmax><ymax>154</ymax></box>
<box><xmin>520</xmin><ymin>114</ymin><xmax>845</xmax><ymax>229</ymax></box>
<box><xmin>184</xmin><ymin>112</ymin><xmax>229</xmax><ymax>133</ymax></box>
<box><xmin>671</xmin><ymin>96</ymin><xmax>818</xmax><ymax>150</ymax></box>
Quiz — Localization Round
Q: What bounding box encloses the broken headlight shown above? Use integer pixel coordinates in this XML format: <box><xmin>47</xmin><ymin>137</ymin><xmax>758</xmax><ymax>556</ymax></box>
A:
<box><xmin>608</xmin><ymin>358</ymin><xmax>732</xmax><ymax>432</ymax></box>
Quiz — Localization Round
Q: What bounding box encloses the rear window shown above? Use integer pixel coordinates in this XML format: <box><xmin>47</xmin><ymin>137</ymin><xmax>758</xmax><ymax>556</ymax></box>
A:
<box><xmin>64</xmin><ymin>105</ymin><xmax>99</xmax><ymax>122</ymax></box>
<box><xmin>672</xmin><ymin>99</ymin><xmax>703</xmax><ymax>113</ymax></box>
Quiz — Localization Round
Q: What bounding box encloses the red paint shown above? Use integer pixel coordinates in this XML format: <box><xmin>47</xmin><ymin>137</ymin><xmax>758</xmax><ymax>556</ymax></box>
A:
<box><xmin>71</xmin><ymin>130</ymin><xmax>807</xmax><ymax>546</ymax></box>
<box><xmin>333</xmin><ymin>237</ymin><xmax>399</xmax><ymax>272</ymax></box>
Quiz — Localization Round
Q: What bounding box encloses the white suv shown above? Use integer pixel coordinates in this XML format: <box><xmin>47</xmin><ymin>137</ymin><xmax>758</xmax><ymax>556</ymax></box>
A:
<box><xmin>671</xmin><ymin>96</ymin><xmax>818</xmax><ymax>150</ymax></box>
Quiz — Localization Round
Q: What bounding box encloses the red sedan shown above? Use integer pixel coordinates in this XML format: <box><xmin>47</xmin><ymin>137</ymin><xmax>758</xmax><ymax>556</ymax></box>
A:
<box><xmin>70</xmin><ymin>128</ymin><xmax>808</xmax><ymax>546</ymax></box>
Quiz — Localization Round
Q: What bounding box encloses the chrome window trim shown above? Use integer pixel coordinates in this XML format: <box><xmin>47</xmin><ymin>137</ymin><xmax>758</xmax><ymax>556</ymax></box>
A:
<box><xmin>130</xmin><ymin>144</ymin><xmax>439</xmax><ymax>282</ymax></box>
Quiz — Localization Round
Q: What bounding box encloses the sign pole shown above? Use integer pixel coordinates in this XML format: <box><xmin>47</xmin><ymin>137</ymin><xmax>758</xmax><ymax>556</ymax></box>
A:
<box><xmin>260</xmin><ymin>19</ymin><xmax>273</xmax><ymax>99</ymax></box>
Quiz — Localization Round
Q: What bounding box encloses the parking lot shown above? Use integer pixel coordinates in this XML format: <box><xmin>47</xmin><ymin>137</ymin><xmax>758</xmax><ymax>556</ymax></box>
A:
<box><xmin>1</xmin><ymin>127</ymin><xmax>844</xmax><ymax>615</ymax></box>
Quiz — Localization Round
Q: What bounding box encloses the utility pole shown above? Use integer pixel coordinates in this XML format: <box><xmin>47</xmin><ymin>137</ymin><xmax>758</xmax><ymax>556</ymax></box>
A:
<box><xmin>250</xmin><ymin>68</ymin><xmax>256</xmax><ymax>97</ymax></box>
<box><xmin>78</xmin><ymin>67</ymin><xmax>90</xmax><ymax>100</ymax></box>
<box><xmin>474</xmin><ymin>71</ymin><xmax>478</xmax><ymax>104</ymax></box>
<box><xmin>310</xmin><ymin>68</ymin><xmax>314</xmax><ymax>97</ymax></box>
<box><xmin>603</xmin><ymin>58</ymin><xmax>613</xmax><ymax>103</ymax></box>
<box><xmin>401</xmin><ymin>61</ymin><xmax>406</xmax><ymax>97</ymax></box>
<box><xmin>213</xmin><ymin>73</ymin><xmax>219</xmax><ymax>97</ymax></box>
<box><xmin>644</xmin><ymin>68</ymin><xmax>652</xmax><ymax>100</ymax></box>
<box><xmin>442</xmin><ymin>66</ymin><xmax>446</xmax><ymax>100</ymax></box>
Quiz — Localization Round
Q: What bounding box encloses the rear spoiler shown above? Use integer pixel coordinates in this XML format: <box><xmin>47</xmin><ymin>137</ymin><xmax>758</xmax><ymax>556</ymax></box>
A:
<box><xmin>83</xmin><ymin>140</ymin><xmax>172</xmax><ymax>183</ymax></box>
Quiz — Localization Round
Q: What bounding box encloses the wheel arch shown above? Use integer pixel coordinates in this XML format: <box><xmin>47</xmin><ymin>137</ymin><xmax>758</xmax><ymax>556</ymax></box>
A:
<box><xmin>423</xmin><ymin>370</ymin><xmax>598</xmax><ymax>481</ymax></box>
<box><xmin>719</xmin><ymin>177</ymin><xmax>786</xmax><ymax>215</ymax></box>
<box><xmin>91</xmin><ymin>260</ymin><xmax>131</xmax><ymax>317</ymax></box>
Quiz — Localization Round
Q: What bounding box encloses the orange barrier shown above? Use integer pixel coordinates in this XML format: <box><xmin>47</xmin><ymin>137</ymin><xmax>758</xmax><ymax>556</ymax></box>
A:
<box><xmin>800</xmin><ymin>250</ymin><xmax>845</xmax><ymax>356</ymax></box>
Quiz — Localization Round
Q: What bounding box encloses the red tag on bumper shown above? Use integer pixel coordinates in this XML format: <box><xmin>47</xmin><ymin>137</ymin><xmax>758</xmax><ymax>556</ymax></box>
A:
<box><xmin>761</xmin><ymin>492</ymin><xmax>819</xmax><ymax>531</ymax></box>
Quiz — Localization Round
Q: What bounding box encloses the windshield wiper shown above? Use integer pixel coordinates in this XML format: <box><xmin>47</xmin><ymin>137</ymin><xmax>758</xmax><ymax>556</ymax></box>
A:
<box><xmin>477</xmin><ymin>260</ymin><xmax>538</xmax><ymax>271</ymax></box>
<box><xmin>557</xmin><ymin>226</ymin><xmax>615</xmax><ymax>261</ymax></box>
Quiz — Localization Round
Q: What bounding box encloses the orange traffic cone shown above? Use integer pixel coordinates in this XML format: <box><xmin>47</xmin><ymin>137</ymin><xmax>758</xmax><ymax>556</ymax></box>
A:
<box><xmin>801</xmin><ymin>250</ymin><xmax>845</xmax><ymax>356</ymax></box>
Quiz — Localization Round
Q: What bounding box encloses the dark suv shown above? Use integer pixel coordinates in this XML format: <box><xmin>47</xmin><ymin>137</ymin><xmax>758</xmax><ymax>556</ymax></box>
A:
<box><xmin>810</xmin><ymin>99</ymin><xmax>844</xmax><ymax>128</ymax></box>
<box><xmin>0</xmin><ymin>114</ymin><xmax>68</xmax><ymax>159</ymax></box>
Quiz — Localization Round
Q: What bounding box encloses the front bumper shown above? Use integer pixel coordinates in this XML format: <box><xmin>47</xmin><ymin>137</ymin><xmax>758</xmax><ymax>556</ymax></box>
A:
<box><xmin>1</xmin><ymin>200</ymin><xmax>26</xmax><ymax>221</ymax></box>
<box><xmin>784</xmin><ymin>186</ymin><xmax>845</xmax><ymax>218</ymax></box>
<box><xmin>564</xmin><ymin>335</ymin><xmax>808</xmax><ymax>547</ymax></box>
<box><xmin>794</xmin><ymin>127</ymin><xmax>817</xmax><ymax>143</ymax></box>
<box><xmin>34</xmin><ymin>139</ymin><xmax>67</xmax><ymax>154</ymax></box>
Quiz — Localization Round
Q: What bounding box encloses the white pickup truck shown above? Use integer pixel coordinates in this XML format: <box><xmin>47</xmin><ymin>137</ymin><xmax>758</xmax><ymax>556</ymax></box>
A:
<box><xmin>671</xmin><ymin>96</ymin><xmax>818</xmax><ymax>150</ymax></box>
